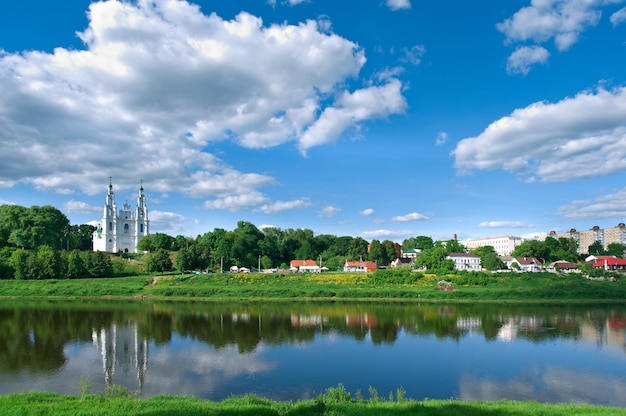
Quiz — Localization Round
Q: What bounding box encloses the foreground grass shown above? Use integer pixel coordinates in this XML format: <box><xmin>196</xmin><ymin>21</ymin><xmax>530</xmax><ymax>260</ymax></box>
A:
<box><xmin>1</xmin><ymin>271</ymin><xmax>626</xmax><ymax>303</ymax></box>
<box><xmin>1</xmin><ymin>391</ymin><xmax>625</xmax><ymax>416</ymax></box>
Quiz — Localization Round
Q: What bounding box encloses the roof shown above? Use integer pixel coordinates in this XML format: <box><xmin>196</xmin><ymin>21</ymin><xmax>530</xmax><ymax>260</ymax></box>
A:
<box><xmin>592</xmin><ymin>258</ymin><xmax>626</xmax><ymax>267</ymax></box>
<box><xmin>512</xmin><ymin>257</ymin><xmax>542</xmax><ymax>265</ymax></box>
<box><xmin>290</xmin><ymin>260</ymin><xmax>318</xmax><ymax>267</ymax></box>
<box><xmin>552</xmin><ymin>261</ymin><xmax>577</xmax><ymax>269</ymax></box>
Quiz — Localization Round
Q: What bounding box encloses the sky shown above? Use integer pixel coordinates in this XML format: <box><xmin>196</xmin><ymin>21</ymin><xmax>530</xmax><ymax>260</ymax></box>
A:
<box><xmin>1</xmin><ymin>0</ymin><xmax>626</xmax><ymax>244</ymax></box>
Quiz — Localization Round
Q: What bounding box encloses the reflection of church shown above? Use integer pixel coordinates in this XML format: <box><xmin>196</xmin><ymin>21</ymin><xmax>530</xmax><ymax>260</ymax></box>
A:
<box><xmin>93</xmin><ymin>179</ymin><xmax>149</xmax><ymax>253</ymax></box>
<box><xmin>92</xmin><ymin>323</ymin><xmax>148</xmax><ymax>392</ymax></box>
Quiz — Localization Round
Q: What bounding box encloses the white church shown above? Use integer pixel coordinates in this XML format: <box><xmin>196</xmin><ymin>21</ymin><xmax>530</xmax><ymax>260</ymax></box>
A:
<box><xmin>93</xmin><ymin>179</ymin><xmax>149</xmax><ymax>253</ymax></box>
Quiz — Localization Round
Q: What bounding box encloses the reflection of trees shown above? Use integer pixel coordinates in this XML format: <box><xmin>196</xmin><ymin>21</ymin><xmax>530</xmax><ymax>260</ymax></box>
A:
<box><xmin>0</xmin><ymin>303</ymin><xmax>125</xmax><ymax>373</ymax></box>
<box><xmin>1</xmin><ymin>301</ymin><xmax>625</xmax><ymax>377</ymax></box>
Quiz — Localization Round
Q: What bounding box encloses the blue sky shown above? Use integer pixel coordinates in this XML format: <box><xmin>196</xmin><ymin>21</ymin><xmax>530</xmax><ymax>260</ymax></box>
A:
<box><xmin>1</xmin><ymin>0</ymin><xmax>626</xmax><ymax>243</ymax></box>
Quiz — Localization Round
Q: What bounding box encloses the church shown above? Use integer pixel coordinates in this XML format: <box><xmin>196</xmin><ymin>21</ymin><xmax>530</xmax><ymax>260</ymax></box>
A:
<box><xmin>93</xmin><ymin>179</ymin><xmax>149</xmax><ymax>253</ymax></box>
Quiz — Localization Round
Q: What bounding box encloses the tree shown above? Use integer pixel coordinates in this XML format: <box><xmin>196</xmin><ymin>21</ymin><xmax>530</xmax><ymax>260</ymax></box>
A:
<box><xmin>381</xmin><ymin>240</ymin><xmax>399</xmax><ymax>266</ymax></box>
<box><xmin>445</xmin><ymin>239</ymin><xmax>465</xmax><ymax>253</ymax></box>
<box><xmin>146</xmin><ymin>248</ymin><xmax>173</xmax><ymax>274</ymax></box>
<box><xmin>137</xmin><ymin>235</ymin><xmax>154</xmax><ymax>252</ymax></box>
<box><xmin>2</xmin><ymin>205</ymin><xmax>70</xmax><ymax>250</ymax></box>
<box><xmin>37</xmin><ymin>245</ymin><xmax>63</xmax><ymax>279</ymax></box>
<box><xmin>471</xmin><ymin>246</ymin><xmax>505</xmax><ymax>271</ymax></box>
<box><xmin>175</xmin><ymin>247</ymin><xmax>194</xmax><ymax>273</ymax></box>
<box><xmin>415</xmin><ymin>246</ymin><xmax>453</xmax><ymax>272</ymax></box>
<box><xmin>368</xmin><ymin>240</ymin><xmax>383</xmax><ymax>263</ymax></box>
<box><xmin>83</xmin><ymin>251</ymin><xmax>113</xmax><ymax>277</ymax></box>
<box><xmin>588</xmin><ymin>241</ymin><xmax>606</xmax><ymax>256</ymax></box>
<box><xmin>151</xmin><ymin>233</ymin><xmax>176</xmax><ymax>251</ymax></box>
<box><xmin>347</xmin><ymin>237</ymin><xmax>369</xmax><ymax>260</ymax></box>
<box><xmin>403</xmin><ymin>236</ymin><xmax>433</xmax><ymax>251</ymax></box>
<box><xmin>66</xmin><ymin>250</ymin><xmax>86</xmax><ymax>279</ymax></box>
<box><xmin>511</xmin><ymin>240</ymin><xmax>549</xmax><ymax>261</ymax></box>
<box><xmin>606</xmin><ymin>243</ymin><xmax>626</xmax><ymax>258</ymax></box>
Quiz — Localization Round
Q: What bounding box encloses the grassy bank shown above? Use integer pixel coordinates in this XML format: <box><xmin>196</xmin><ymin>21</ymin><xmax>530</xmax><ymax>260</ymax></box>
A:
<box><xmin>2</xmin><ymin>390</ymin><xmax>625</xmax><ymax>416</ymax></box>
<box><xmin>1</xmin><ymin>270</ymin><xmax>626</xmax><ymax>302</ymax></box>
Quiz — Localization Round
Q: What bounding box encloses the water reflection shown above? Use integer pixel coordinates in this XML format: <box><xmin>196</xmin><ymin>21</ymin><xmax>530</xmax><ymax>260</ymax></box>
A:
<box><xmin>0</xmin><ymin>301</ymin><xmax>625</xmax><ymax>405</ymax></box>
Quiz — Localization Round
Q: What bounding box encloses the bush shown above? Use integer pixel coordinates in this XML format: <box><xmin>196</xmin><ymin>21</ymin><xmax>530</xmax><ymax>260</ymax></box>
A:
<box><xmin>370</xmin><ymin>269</ymin><xmax>422</xmax><ymax>285</ymax></box>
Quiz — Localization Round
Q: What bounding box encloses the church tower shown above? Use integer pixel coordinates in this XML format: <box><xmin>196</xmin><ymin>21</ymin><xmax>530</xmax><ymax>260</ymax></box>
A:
<box><xmin>93</xmin><ymin>179</ymin><xmax>149</xmax><ymax>253</ymax></box>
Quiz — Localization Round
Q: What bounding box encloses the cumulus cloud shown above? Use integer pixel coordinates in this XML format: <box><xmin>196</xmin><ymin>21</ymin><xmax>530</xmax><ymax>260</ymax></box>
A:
<box><xmin>0</xmin><ymin>199</ymin><xmax>16</xmax><ymax>206</ymax></box>
<box><xmin>452</xmin><ymin>86</ymin><xmax>626</xmax><ymax>182</ymax></box>
<box><xmin>360</xmin><ymin>208</ymin><xmax>375</xmax><ymax>216</ymax></box>
<box><xmin>479</xmin><ymin>221</ymin><xmax>533</xmax><ymax>228</ymax></box>
<box><xmin>0</xmin><ymin>0</ymin><xmax>406</xmax><ymax>210</ymax></box>
<box><xmin>318</xmin><ymin>205</ymin><xmax>340</xmax><ymax>218</ymax></box>
<box><xmin>64</xmin><ymin>200</ymin><xmax>101</xmax><ymax>214</ymax></box>
<box><xmin>506</xmin><ymin>45</ymin><xmax>550</xmax><ymax>75</ymax></box>
<box><xmin>386</xmin><ymin>0</ymin><xmax>411</xmax><ymax>11</ymax></box>
<box><xmin>255</xmin><ymin>198</ymin><xmax>312</xmax><ymax>214</ymax></box>
<box><xmin>391</xmin><ymin>212</ymin><xmax>429</xmax><ymax>222</ymax></box>
<box><xmin>557</xmin><ymin>187</ymin><xmax>626</xmax><ymax>220</ymax></box>
<box><xmin>497</xmin><ymin>0</ymin><xmax>616</xmax><ymax>73</ymax></box>
<box><xmin>611</xmin><ymin>7</ymin><xmax>626</xmax><ymax>26</ymax></box>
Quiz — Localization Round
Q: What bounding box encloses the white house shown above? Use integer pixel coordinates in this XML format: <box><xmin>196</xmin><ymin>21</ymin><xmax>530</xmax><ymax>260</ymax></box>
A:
<box><xmin>93</xmin><ymin>179</ymin><xmax>149</xmax><ymax>253</ymax></box>
<box><xmin>446</xmin><ymin>252</ymin><xmax>481</xmax><ymax>271</ymax></box>
<box><xmin>463</xmin><ymin>235</ymin><xmax>522</xmax><ymax>256</ymax></box>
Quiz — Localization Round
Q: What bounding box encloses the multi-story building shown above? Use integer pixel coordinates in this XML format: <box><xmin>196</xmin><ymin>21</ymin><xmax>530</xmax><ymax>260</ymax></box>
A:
<box><xmin>546</xmin><ymin>224</ymin><xmax>626</xmax><ymax>254</ymax></box>
<box><xmin>446</xmin><ymin>252</ymin><xmax>481</xmax><ymax>271</ymax></box>
<box><xmin>92</xmin><ymin>179</ymin><xmax>149</xmax><ymax>253</ymax></box>
<box><xmin>462</xmin><ymin>235</ymin><xmax>522</xmax><ymax>256</ymax></box>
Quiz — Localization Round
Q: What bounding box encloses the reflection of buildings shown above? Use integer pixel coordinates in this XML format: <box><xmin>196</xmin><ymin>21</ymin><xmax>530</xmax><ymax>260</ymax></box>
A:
<box><xmin>581</xmin><ymin>318</ymin><xmax>626</xmax><ymax>351</ymax></box>
<box><xmin>291</xmin><ymin>314</ymin><xmax>327</xmax><ymax>328</ymax></box>
<box><xmin>92</xmin><ymin>323</ymin><xmax>148</xmax><ymax>392</ymax></box>
<box><xmin>496</xmin><ymin>316</ymin><xmax>545</xmax><ymax>342</ymax></box>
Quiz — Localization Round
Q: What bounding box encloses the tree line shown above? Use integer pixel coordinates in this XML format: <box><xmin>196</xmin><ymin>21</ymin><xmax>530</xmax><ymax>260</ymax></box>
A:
<box><xmin>1</xmin><ymin>204</ymin><xmax>625</xmax><ymax>279</ymax></box>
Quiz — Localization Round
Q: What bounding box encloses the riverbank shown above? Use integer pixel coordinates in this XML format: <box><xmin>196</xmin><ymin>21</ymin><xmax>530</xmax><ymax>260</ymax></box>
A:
<box><xmin>1</xmin><ymin>271</ymin><xmax>625</xmax><ymax>303</ymax></box>
<box><xmin>2</xmin><ymin>390</ymin><xmax>626</xmax><ymax>416</ymax></box>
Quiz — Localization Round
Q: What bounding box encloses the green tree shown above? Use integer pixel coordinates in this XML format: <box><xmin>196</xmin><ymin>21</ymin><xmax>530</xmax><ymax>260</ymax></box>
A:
<box><xmin>606</xmin><ymin>243</ymin><xmax>626</xmax><ymax>258</ymax></box>
<box><xmin>146</xmin><ymin>249</ymin><xmax>173</xmax><ymax>274</ymax></box>
<box><xmin>415</xmin><ymin>246</ymin><xmax>453</xmax><ymax>272</ymax></box>
<box><xmin>151</xmin><ymin>233</ymin><xmax>176</xmax><ymax>251</ymax></box>
<box><xmin>83</xmin><ymin>251</ymin><xmax>113</xmax><ymax>278</ymax></box>
<box><xmin>368</xmin><ymin>240</ymin><xmax>383</xmax><ymax>263</ymax></box>
<box><xmin>347</xmin><ymin>237</ymin><xmax>369</xmax><ymax>261</ymax></box>
<box><xmin>588</xmin><ymin>241</ymin><xmax>606</xmax><ymax>256</ymax></box>
<box><xmin>402</xmin><ymin>236</ymin><xmax>433</xmax><ymax>251</ymax></box>
<box><xmin>471</xmin><ymin>246</ymin><xmax>505</xmax><ymax>271</ymax></box>
<box><xmin>511</xmin><ymin>240</ymin><xmax>549</xmax><ymax>261</ymax></box>
<box><xmin>175</xmin><ymin>247</ymin><xmax>194</xmax><ymax>273</ymax></box>
<box><xmin>381</xmin><ymin>240</ymin><xmax>399</xmax><ymax>266</ymax></box>
<box><xmin>10</xmin><ymin>249</ymin><xmax>33</xmax><ymax>280</ymax></box>
<box><xmin>3</xmin><ymin>205</ymin><xmax>70</xmax><ymax>250</ymax></box>
<box><xmin>66</xmin><ymin>250</ymin><xmax>86</xmax><ymax>279</ymax></box>
<box><xmin>137</xmin><ymin>235</ymin><xmax>154</xmax><ymax>252</ymax></box>
<box><xmin>37</xmin><ymin>245</ymin><xmax>63</xmax><ymax>279</ymax></box>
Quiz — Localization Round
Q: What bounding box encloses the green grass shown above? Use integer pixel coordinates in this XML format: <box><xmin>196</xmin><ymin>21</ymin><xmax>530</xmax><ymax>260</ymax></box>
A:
<box><xmin>1</xmin><ymin>271</ymin><xmax>626</xmax><ymax>303</ymax></box>
<box><xmin>1</xmin><ymin>391</ymin><xmax>625</xmax><ymax>416</ymax></box>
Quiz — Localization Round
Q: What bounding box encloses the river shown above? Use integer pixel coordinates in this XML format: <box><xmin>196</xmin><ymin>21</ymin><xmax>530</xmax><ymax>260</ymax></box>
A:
<box><xmin>1</xmin><ymin>300</ymin><xmax>625</xmax><ymax>406</ymax></box>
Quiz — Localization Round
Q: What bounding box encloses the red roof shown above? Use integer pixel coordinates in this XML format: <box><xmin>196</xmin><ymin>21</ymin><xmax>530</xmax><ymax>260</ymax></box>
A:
<box><xmin>592</xmin><ymin>258</ymin><xmax>626</xmax><ymax>267</ymax></box>
<box><xmin>290</xmin><ymin>260</ymin><xmax>317</xmax><ymax>267</ymax></box>
<box><xmin>345</xmin><ymin>261</ymin><xmax>376</xmax><ymax>268</ymax></box>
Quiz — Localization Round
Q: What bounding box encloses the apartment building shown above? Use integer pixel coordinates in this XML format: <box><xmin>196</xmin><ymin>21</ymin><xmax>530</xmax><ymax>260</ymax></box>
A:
<box><xmin>463</xmin><ymin>235</ymin><xmax>522</xmax><ymax>256</ymax></box>
<box><xmin>546</xmin><ymin>223</ymin><xmax>626</xmax><ymax>254</ymax></box>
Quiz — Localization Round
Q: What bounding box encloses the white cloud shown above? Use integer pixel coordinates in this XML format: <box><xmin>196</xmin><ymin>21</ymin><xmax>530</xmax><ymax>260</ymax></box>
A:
<box><xmin>478</xmin><ymin>221</ymin><xmax>533</xmax><ymax>228</ymax></box>
<box><xmin>557</xmin><ymin>187</ymin><xmax>626</xmax><ymax>220</ymax></box>
<box><xmin>497</xmin><ymin>0</ymin><xmax>618</xmax><ymax>73</ymax></box>
<box><xmin>359</xmin><ymin>208</ymin><xmax>375</xmax><ymax>216</ymax></box>
<box><xmin>64</xmin><ymin>200</ymin><xmax>101</xmax><ymax>214</ymax></box>
<box><xmin>391</xmin><ymin>212</ymin><xmax>429</xmax><ymax>222</ymax></box>
<box><xmin>506</xmin><ymin>45</ymin><xmax>550</xmax><ymax>75</ymax></box>
<box><xmin>255</xmin><ymin>198</ymin><xmax>312</xmax><ymax>213</ymax></box>
<box><xmin>611</xmin><ymin>7</ymin><xmax>626</xmax><ymax>26</ymax></box>
<box><xmin>0</xmin><ymin>199</ymin><xmax>16</xmax><ymax>206</ymax></box>
<box><xmin>318</xmin><ymin>205</ymin><xmax>340</xmax><ymax>217</ymax></box>
<box><xmin>361</xmin><ymin>229</ymin><xmax>414</xmax><ymax>241</ymax></box>
<box><xmin>453</xmin><ymin>86</ymin><xmax>626</xmax><ymax>182</ymax></box>
<box><xmin>297</xmin><ymin>78</ymin><xmax>407</xmax><ymax>154</ymax></box>
<box><xmin>386</xmin><ymin>0</ymin><xmax>411</xmax><ymax>11</ymax></box>
<box><xmin>436</xmin><ymin>131</ymin><xmax>448</xmax><ymax>146</ymax></box>
<box><xmin>497</xmin><ymin>0</ymin><xmax>609</xmax><ymax>51</ymax></box>
<box><xmin>149</xmin><ymin>210</ymin><xmax>187</xmax><ymax>235</ymax></box>
<box><xmin>0</xmin><ymin>0</ymin><xmax>406</xmax><ymax>204</ymax></box>
<box><xmin>401</xmin><ymin>44</ymin><xmax>426</xmax><ymax>65</ymax></box>
<box><xmin>204</xmin><ymin>192</ymin><xmax>269</xmax><ymax>211</ymax></box>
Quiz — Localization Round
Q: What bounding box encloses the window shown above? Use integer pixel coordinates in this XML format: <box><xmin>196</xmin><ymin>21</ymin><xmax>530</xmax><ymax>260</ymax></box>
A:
<box><xmin>108</xmin><ymin>222</ymin><xmax>112</xmax><ymax>231</ymax></box>
<box><xmin>124</xmin><ymin>224</ymin><xmax>129</xmax><ymax>234</ymax></box>
<box><xmin>140</xmin><ymin>224</ymin><xmax>144</xmax><ymax>233</ymax></box>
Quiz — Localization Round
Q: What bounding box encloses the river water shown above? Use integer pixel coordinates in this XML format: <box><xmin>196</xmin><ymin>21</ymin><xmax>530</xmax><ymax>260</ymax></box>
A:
<box><xmin>1</xmin><ymin>300</ymin><xmax>625</xmax><ymax>406</ymax></box>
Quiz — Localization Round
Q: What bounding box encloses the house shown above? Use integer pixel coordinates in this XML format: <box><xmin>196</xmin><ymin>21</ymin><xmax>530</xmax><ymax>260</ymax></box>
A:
<box><xmin>401</xmin><ymin>248</ymin><xmax>421</xmax><ymax>259</ymax></box>
<box><xmin>591</xmin><ymin>257</ymin><xmax>626</xmax><ymax>270</ymax></box>
<box><xmin>506</xmin><ymin>257</ymin><xmax>543</xmax><ymax>272</ymax></box>
<box><xmin>391</xmin><ymin>257</ymin><xmax>414</xmax><ymax>268</ymax></box>
<box><xmin>446</xmin><ymin>253</ymin><xmax>481</xmax><ymax>271</ymax></box>
<box><xmin>549</xmin><ymin>260</ymin><xmax>578</xmax><ymax>273</ymax></box>
<box><xmin>289</xmin><ymin>259</ymin><xmax>320</xmax><ymax>273</ymax></box>
<box><xmin>344</xmin><ymin>260</ymin><xmax>377</xmax><ymax>272</ymax></box>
